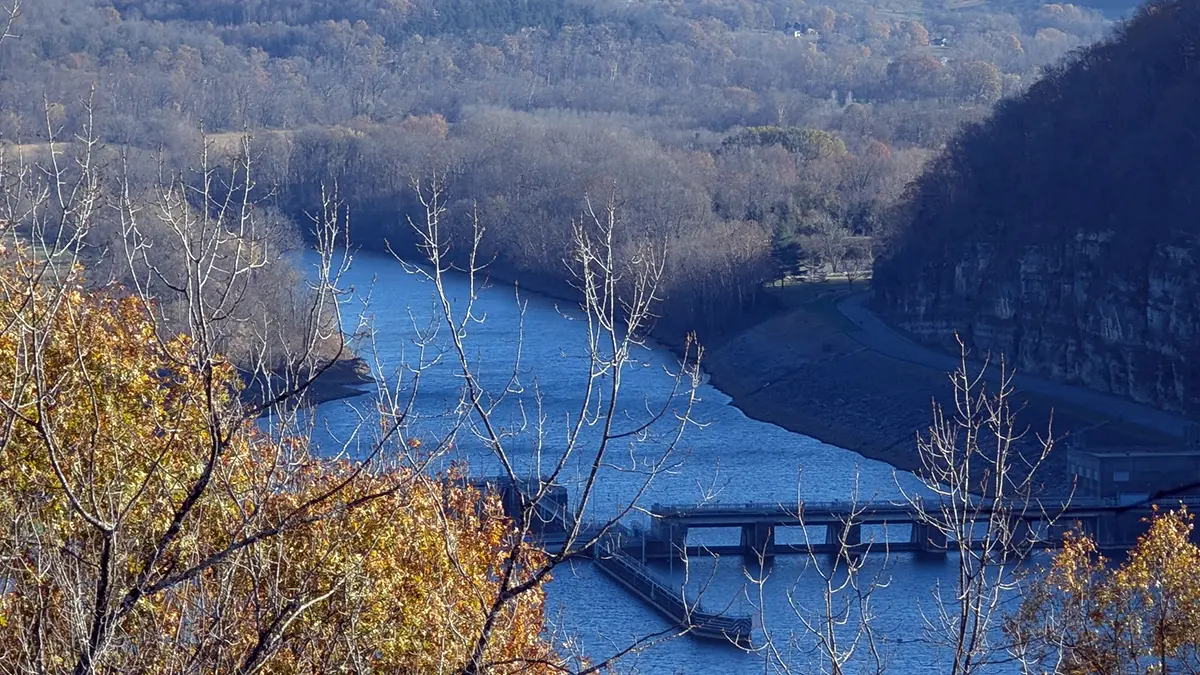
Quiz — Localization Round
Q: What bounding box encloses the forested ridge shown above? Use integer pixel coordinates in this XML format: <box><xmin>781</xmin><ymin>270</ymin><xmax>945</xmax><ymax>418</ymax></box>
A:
<box><xmin>0</xmin><ymin>0</ymin><xmax>1118</xmax><ymax>341</ymax></box>
<box><xmin>876</xmin><ymin>0</ymin><xmax>1200</xmax><ymax>416</ymax></box>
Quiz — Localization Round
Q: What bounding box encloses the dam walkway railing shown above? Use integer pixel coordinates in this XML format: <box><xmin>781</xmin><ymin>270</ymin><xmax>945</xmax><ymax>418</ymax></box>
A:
<box><xmin>474</xmin><ymin>476</ymin><xmax>1193</xmax><ymax>648</ymax></box>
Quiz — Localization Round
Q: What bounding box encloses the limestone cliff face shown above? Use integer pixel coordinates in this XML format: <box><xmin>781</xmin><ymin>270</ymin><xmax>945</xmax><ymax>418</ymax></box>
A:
<box><xmin>875</xmin><ymin>232</ymin><xmax>1200</xmax><ymax>417</ymax></box>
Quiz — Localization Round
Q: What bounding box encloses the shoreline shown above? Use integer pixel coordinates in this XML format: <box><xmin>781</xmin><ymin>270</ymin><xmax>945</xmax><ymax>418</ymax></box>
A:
<box><xmin>244</xmin><ymin>356</ymin><xmax>377</xmax><ymax>412</ymax></box>
<box><xmin>313</xmin><ymin>253</ymin><xmax>1165</xmax><ymax>491</ymax></box>
<box><xmin>391</xmin><ymin>259</ymin><xmax>941</xmax><ymax>475</ymax></box>
<box><xmin>484</xmin><ymin>272</ymin><xmax>917</xmax><ymax>468</ymax></box>
<box><xmin>302</xmin><ymin>380</ymin><xmax>374</xmax><ymax>407</ymax></box>
<box><xmin>703</xmin><ymin>359</ymin><xmax>925</xmax><ymax>474</ymax></box>
<box><xmin>653</xmin><ymin>290</ymin><xmax>931</xmax><ymax>476</ymax></box>
<box><xmin>666</xmin><ymin>284</ymin><xmax>1176</xmax><ymax>494</ymax></box>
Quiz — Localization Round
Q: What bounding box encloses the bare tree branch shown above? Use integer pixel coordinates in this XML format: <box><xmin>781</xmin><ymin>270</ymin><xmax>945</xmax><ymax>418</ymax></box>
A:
<box><xmin>897</xmin><ymin>336</ymin><xmax>1058</xmax><ymax>675</ymax></box>
<box><xmin>0</xmin><ymin>1</ymin><xmax>18</xmax><ymax>49</ymax></box>
<box><xmin>393</xmin><ymin>178</ymin><xmax>708</xmax><ymax>674</ymax></box>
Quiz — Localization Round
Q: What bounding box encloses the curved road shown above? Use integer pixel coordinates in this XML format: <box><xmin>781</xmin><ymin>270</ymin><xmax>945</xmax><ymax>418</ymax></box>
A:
<box><xmin>837</xmin><ymin>292</ymin><xmax>1192</xmax><ymax>441</ymax></box>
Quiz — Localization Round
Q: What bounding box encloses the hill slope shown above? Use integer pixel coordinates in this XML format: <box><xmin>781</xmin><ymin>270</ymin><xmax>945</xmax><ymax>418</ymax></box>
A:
<box><xmin>874</xmin><ymin>0</ymin><xmax>1200</xmax><ymax>418</ymax></box>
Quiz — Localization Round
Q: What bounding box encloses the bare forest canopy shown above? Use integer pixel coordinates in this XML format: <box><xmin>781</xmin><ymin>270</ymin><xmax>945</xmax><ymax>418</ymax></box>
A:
<box><xmin>875</xmin><ymin>0</ymin><xmax>1200</xmax><ymax>416</ymax></box>
<box><xmin>0</xmin><ymin>0</ymin><xmax>1119</xmax><ymax>341</ymax></box>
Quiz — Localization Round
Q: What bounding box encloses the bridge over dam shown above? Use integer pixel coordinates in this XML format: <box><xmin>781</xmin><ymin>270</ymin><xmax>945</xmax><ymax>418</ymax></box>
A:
<box><xmin>635</xmin><ymin>497</ymin><xmax>1166</xmax><ymax>561</ymax></box>
<box><xmin>473</xmin><ymin>476</ymin><xmax>1189</xmax><ymax>648</ymax></box>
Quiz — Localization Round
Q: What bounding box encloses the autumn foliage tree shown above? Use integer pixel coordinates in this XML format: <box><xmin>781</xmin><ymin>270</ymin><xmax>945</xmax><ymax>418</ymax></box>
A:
<box><xmin>1008</xmin><ymin>508</ymin><xmax>1200</xmax><ymax>674</ymax></box>
<box><xmin>0</xmin><ymin>136</ymin><xmax>560</xmax><ymax>672</ymax></box>
<box><xmin>0</xmin><ymin>250</ymin><xmax>557</xmax><ymax>673</ymax></box>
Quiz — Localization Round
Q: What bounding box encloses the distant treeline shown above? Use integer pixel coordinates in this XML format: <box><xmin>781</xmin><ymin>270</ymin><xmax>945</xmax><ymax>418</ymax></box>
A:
<box><xmin>0</xmin><ymin>0</ymin><xmax>1113</xmax><ymax>340</ymax></box>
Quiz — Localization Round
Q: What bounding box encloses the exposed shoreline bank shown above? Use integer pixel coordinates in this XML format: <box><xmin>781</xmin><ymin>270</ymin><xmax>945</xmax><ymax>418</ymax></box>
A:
<box><xmin>663</xmin><ymin>285</ymin><xmax>1176</xmax><ymax>493</ymax></box>
<box><xmin>653</xmin><ymin>287</ymin><xmax>935</xmax><ymax>476</ymax></box>
<box><xmin>344</xmin><ymin>258</ymin><xmax>961</xmax><ymax>476</ymax></box>
<box><xmin>305</xmin><ymin>255</ymin><xmax>1169</xmax><ymax>492</ymax></box>
<box><xmin>244</xmin><ymin>356</ymin><xmax>376</xmax><ymax>412</ymax></box>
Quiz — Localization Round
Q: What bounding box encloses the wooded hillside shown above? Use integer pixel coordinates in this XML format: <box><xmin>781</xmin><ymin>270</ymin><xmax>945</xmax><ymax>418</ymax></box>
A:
<box><xmin>0</xmin><ymin>0</ymin><xmax>1114</xmax><ymax>339</ymax></box>
<box><xmin>875</xmin><ymin>0</ymin><xmax>1200</xmax><ymax>415</ymax></box>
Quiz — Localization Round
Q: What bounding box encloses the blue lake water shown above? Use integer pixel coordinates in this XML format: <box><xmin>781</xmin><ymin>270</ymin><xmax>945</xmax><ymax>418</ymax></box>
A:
<box><xmin>304</xmin><ymin>249</ymin><xmax>1024</xmax><ymax>674</ymax></box>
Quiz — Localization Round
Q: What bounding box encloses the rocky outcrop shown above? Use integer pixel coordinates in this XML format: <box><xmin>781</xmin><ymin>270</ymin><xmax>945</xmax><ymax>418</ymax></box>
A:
<box><xmin>875</xmin><ymin>233</ymin><xmax>1200</xmax><ymax>418</ymax></box>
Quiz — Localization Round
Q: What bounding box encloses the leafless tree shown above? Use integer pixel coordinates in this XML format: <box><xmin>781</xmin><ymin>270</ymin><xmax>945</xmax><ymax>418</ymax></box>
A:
<box><xmin>400</xmin><ymin>177</ymin><xmax>713</xmax><ymax>673</ymax></box>
<box><xmin>801</xmin><ymin>214</ymin><xmax>852</xmax><ymax>280</ymax></box>
<box><xmin>118</xmin><ymin>133</ymin><xmax>352</xmax><ymax>399</ymax></box>
<box><xmin>0</xmin><ymin>107</ymin><xmax>726</xmax><ymax>670</ymax></box>
<box><xmin>0</xmin><ymin>118</ymin><xmax>479</xmax><ymax>671</ymax></box>
<box><xmin>750</xmin><ymin>475</ymin><xmax>892</xmax><ymax>675</ymax></box>
<box><xmin>841</xmin><ymin>239</ymin><xmax>874</xmax><ymax>287</ymax></box>
<box><xmin>899</xmin><ymin>339</ymin><xmax>1058</xmax><ymax>675</ymax></box>
<box><xmin>0</xmin><ymin>1</ymin><xmax>17</xmax><ymax>47</ymax></box>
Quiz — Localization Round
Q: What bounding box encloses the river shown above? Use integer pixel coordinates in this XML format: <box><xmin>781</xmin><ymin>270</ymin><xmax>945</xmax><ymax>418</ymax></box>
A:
<box><xmin>304</xmin><ymin>249</ymin><xmax>1017</xmax><ymax>674</ymax></box>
